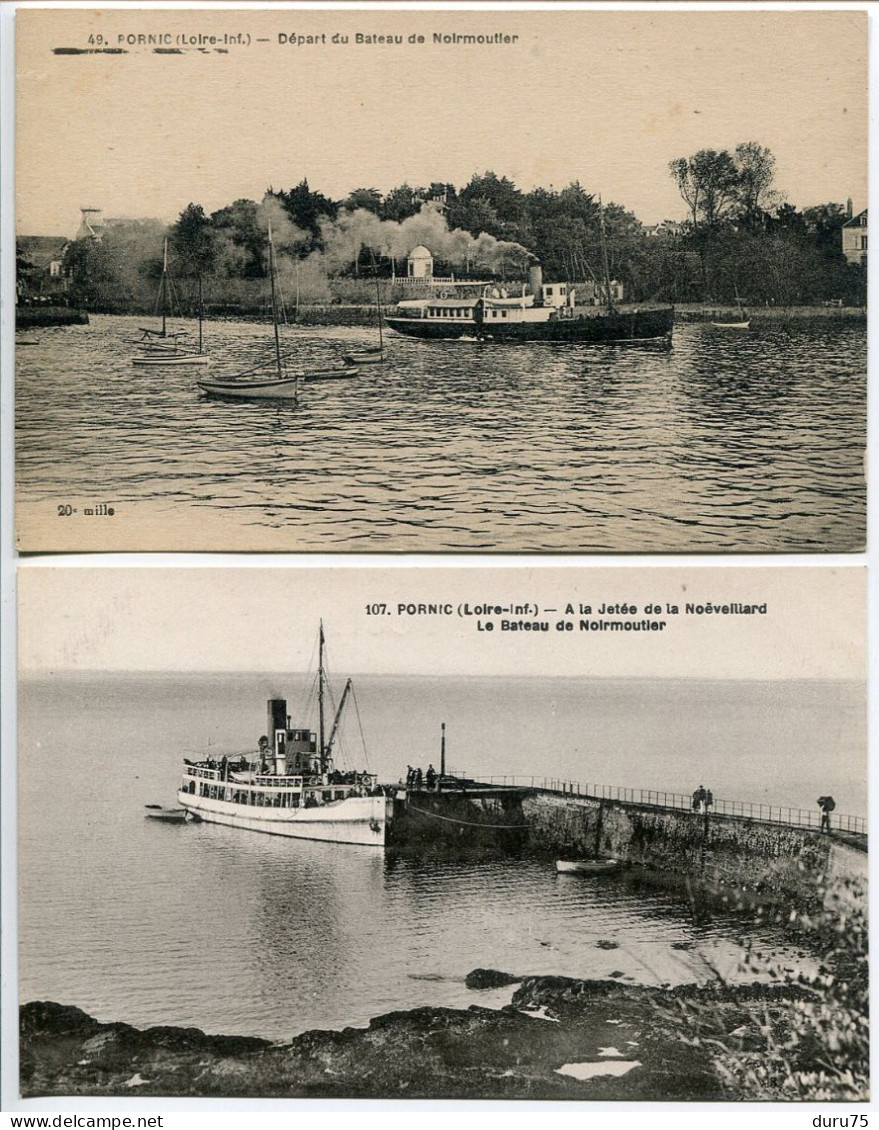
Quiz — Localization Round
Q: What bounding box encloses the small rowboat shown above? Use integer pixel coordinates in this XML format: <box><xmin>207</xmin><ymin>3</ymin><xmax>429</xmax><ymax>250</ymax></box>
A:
<box><xmin>197</xmin><ymin>366</ymin><xmax>358</xmax><ymax>401</ymax></box>
<box><xmin>713</xmin><ymin>287</ymin><xmax>749</xmax><ymax>329</ymax></box>
<box><xmin>144</xmin><ymin>805</ymin><xmax>189</xmax><ymax>824</ymax></box>
<box><xmin>133</xmin><ymin>351</ymin><xmax>210</xmax><ymax>367</ymax></box>
<box><xmin>342</xmin><ymin>348</ymin><xmax>385</xmax><ymax>366</ymax></box>
<box><xmin>556</xmin><ymin>858</ymin><xmax>620</xmax><ymax>874</ymax></box>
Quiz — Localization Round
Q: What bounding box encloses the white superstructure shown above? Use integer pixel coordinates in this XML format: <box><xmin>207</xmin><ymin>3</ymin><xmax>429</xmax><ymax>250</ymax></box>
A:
<box><xmin>176</xmin><ymin>624</ymin><xmax>392</xmax><ymax>846</ymax></box>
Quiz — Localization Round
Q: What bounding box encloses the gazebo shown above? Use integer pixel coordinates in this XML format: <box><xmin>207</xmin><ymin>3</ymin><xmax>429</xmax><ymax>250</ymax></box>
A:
<box><xmin>407</xmin><ymin>245</ymin><xmax>434</xmax><ymax>279</ymax></box>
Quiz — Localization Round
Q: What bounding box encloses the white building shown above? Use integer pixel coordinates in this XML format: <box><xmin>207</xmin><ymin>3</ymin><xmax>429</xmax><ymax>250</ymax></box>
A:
<box><xmin>842</xmin><ymin>209</ymin><xmax>867</xmax><ymax>265</ymax></box>
<box><xmin>407</xmin><ymin>245</ymin><xmax>434</xmax><ymax>279</ymax></box>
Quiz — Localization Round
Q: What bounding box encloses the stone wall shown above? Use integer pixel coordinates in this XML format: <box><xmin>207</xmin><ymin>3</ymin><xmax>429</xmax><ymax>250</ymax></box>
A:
<box><xmin>520</xmin><ymin>793</ymin><xmax>867</xmax><ymax>910</ymax></box>
<box><xmin>389</xmin><ymin>789</ymin><xmax>530</xmax><ymax>857</ymax></box>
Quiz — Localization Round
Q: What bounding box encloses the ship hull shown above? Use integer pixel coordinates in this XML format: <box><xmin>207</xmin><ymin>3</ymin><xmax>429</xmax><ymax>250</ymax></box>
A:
<box><xmin>386</xmin><ymin>306</ymin><xmax>674</xmax><ymax>343</ymax></box>
<box><xmin>132</xmin><ymin>353</ymin><xmax>210</xmax><ymax>367</ymax></box>
<box><xmin>197</xmin><ymin>368</ymin><xmax>357</xmax><ymax>400</ymax></box>
<box><xmin>177</xmin><ymin>790</ymin><xmax>391</xmax><ymax>846</ymax></box>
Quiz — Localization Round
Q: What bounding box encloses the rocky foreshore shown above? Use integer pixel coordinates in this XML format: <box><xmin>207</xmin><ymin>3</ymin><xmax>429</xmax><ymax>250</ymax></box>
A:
<box><xmin>20</xmin><ymin>972</ymin><xmax>847</xmax><ymax>1101</ymax></box>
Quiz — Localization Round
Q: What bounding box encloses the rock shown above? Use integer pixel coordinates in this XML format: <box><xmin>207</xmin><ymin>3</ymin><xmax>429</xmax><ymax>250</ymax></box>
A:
<box><xmin>464</xmin><ymin>969</ymin><xmax>522</xmax><ymax>990</ymax></box>
<box><xmin>20</xmin><ymin>1002</ymin><xmax>104</xmax><ymax>1040</ymax></box>
<box><xmin>18</xmin><ymin>975</ymin><xmax>865</xmax><ymax>1102</ymax></box>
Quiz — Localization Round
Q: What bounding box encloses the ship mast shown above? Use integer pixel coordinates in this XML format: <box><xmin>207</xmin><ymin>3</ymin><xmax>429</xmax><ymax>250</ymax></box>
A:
<box><xmin>598</xmin><ymin>196</ymin><xmax>616</xmax><ymax>314</ymax></box>
<box><xmin>325</xmin><ymin>678</ymin><xmax>353</xmax><ymax>761</ymax></box>
<box><xmin>371</xmin><ymin>250</ymin><xmax>384</xmax><ymax>352</ymax></box>
<box><xmin>161</xmin><ymin>237</ymin><xmax>169</xmax><ymax>338</ymax></box>
<box><xmin>318</xmin><ymin>620</ymin><xmax>326</xmax><ymax>772</ymax></box>
<box><xmin>376</xmin><ymin>269</ymin><xmax>384</xmax><ymax>352</ymax></box>
<box><xmin>267</xmin><ymin>221</ymin><xmax>284</xmax><ymax>382</ymax></box>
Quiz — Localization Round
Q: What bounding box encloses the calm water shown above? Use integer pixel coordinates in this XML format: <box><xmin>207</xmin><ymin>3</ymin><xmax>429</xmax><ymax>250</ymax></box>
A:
<box><xmin>18</xmin><ymin>673</ymin><xmax>864</xmax><ymax>1040</ymax></box>
<box><xmin>16</xmin><ymin>316</ymin><xmax>866</xmax><ymax>551</ymax></box>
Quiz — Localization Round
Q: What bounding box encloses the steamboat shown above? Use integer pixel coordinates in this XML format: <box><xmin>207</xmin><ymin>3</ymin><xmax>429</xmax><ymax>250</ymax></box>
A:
<box><xmin>176</xmin><ymin>624</ymin><xmax>392</xmax><ymax>846</ymax></box>
<box><xmin>385</xmin><ymin>264</ymin><xmax>674</xmax><ymax>344</ymax></box>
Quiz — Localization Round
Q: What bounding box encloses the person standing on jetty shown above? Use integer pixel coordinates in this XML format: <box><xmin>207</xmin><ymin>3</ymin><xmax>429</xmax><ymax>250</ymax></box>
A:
<box><xmin>817</xmin><ymin>795</ymin><xmax>836</xmax><ymax>833</ymax></box>
<box><xmin>692</xmin><ymin>785</ymin><xmax>707</xmax><ymax>813</ymax></box>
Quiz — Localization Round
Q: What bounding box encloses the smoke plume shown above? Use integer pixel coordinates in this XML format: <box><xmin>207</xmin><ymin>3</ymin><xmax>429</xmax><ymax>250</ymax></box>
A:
<box><xmin>318</xmin><ymin>204</ymin><xmax>532</xmax><ymax>275</ymax></box>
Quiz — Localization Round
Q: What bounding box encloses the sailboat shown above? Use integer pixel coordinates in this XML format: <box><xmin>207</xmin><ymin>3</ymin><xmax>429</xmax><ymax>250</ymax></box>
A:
<box><xmin>343</xmin><ymin>264</ymin><xmax>386</xmax><ymax>366</ymax></box>
<box><xmin>132</xmin><ymin>268</ymin><xmax>211</xmax><ymax>367</ymax></box>
<box><xmin>128</xmin><ymin>238</ymin><xmax>189</xmax><ymax>348</ymax></box>
<box><xmin>712</xmin><ymin>285</ymin><xmax>750</xmax><ymax>329</ymax></box>
<box><xmin>175</xmin><ymin>622</ymin><xmax>392</xmax><ymax>845</ymax></box>
<box><xmin>197</xmin><ymin>222</ymin><xmax>357</xmax><ymax>401</ymax></box>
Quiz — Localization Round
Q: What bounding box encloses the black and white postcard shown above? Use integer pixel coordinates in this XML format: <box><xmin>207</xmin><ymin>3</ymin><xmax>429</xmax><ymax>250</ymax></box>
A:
<box><xmin>13</xmin><ymin>8</ymin><xmax>867</xmax><ymax>553</ymax></box>
<box><xmin>15</xmin><ymin>564</ymin><xmax>867</xmax><ymax>1102</ymax></box>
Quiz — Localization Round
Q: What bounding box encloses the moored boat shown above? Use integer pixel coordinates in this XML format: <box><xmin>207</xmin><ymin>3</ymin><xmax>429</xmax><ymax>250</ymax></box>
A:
<box><xmin>197</xmin><ymin>365</ymin><xmax>357</xmax><ymax>400</ymax></box>
<box><xmin>342</xmin><ymin>265</ymin><xmax>387</xmax><ymax>365</ymax></box>
<box><xmin>196</xmin><ymin>222</ymin><xmax>355</xmax><ymax>401</ymax></box>
<box><xmin>342</xmin><ymin>346</ymin><xmax>385</xmax><ymax>365</ymax></box>
<box><xmin>134</xmin><ymin>350</ymin><xmax>211</xmax><ymax>367</ymax></box>
<box><xmin>712</xmin><ymin>285</ymin><xmax>750</xmax><ymax>330</ymax></box>
<box><xmin>132</xmin><ymin>252</ymin><xmax>211</xmax><ymax>366</ymax></box>
<box><xmin>144</xmin><ymin>805</ymin><xmax>190</xmax><ymax>824</ymax></box>
<box><xmin>556</xmin><ymin>858</ymin><xmax>621</xmax><ymax>874</ymax></box>
<box><xmin>176</xmin><ymin>623</ymin><xmax>391</xmax><ymax>846</ymax></box>
<box><xmin>127</xmin><ymin>328</ymin><xmax>190</xmax><ymax>348</ymax></box>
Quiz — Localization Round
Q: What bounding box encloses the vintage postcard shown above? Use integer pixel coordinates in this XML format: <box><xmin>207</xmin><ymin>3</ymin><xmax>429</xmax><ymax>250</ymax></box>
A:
<box><xmin>15</xmin><ymin>564</ymin><xmax>867</xmax><ymax>1102</ymax></box>
<box><xmin>13</xmin><ymin>8</ymin><xmax>867</xmax><ymax>553</ymax></box>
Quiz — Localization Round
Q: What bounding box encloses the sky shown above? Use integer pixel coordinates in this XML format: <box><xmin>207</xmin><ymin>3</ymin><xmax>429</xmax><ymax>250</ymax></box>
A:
<box><xmin>18</xmin><ymin>565</ymin><xmax>866</xmax><ymax>682</ymax></box>
<box><xmin>16</xmin><ymin>8</ymin><xmax>867</xmax><ymax>236</ymax></box>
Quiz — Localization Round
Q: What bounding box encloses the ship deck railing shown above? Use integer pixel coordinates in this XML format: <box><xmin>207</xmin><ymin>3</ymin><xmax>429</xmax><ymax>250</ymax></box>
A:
<box><xmin>252</xmin><ymin>774</ymin><xmax>306</xmax><ymax>787</ymax></box>
<box><xmin>439</xmin><ymin>773</ymin><xmax>867</xmax><ymax>837</ymax></box>
<box><xmin>183</xmin><ymin>764</ymin><xmax>222</xmax><ymax>781</ymax></box>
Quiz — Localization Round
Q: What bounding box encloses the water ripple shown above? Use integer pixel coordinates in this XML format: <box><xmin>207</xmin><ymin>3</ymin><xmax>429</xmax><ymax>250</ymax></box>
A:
<box><xmin>18</xmin><ymin>673</ymin><xmax>861</xmax><ymax>1040</ymax></box>
<box><xmin>16</xmin><ymin>316</ymin><xmax>865</xmax><ymax>551</ymax></box>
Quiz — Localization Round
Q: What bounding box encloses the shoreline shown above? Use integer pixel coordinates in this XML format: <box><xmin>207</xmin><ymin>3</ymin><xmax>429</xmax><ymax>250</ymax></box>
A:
<box><xmin>15</xmin><ymin>305</ymin><xmax>89</xmax><ymax>328</ymax></box>
<box><xmin>20</xmin><ymin>967</ymin><xmax>867</xmax><ymax>1102</ymax></box>
<box><xmin>674</xmin><ymin>302</ymin><xmax>865</xmax><ymax>323</ymax></box>
<box><xmin>29</xmin><ymin>303</ymin><xmax>866</xmax><ymax>328</ymax></box>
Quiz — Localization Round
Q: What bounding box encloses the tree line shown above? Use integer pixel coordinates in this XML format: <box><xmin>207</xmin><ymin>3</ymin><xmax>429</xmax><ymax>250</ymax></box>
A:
<box><xmin>25</xmin><ymin>144</ymin><xmax>865</xmax><ymax>312</ymax></box>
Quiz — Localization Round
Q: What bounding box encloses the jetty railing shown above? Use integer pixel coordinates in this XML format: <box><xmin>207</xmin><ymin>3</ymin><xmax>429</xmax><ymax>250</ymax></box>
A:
<box><xmin>451</xmin><ymin>774</ymin><xmax>867</xmax><ymax>837</ymax></box>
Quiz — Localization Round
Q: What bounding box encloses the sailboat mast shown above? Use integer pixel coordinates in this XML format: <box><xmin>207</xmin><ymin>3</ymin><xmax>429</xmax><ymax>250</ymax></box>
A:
<box><xmin>734</xmin><ymin>281</ymin><xmax>745</xmax><ymax>320</ymax></box>
<box><xmin>598</xmin><ymin>197</ymin><xmax>615</xmax><ymax>314</ymax></box>
<box><xmin>161</xmin><ymin>237</ymin><xmax>169</xmax><ymax>337</ymax></box>
<box><xmin>267</xmin><ymin>221</ymin><xmax>283</xmax><ymax>381</ymax></box>
<box><xmin>318</xmin><ymin>621</ymin><xmax>326</xmax><ymax>771</ymax></box>
<box><xmin>375</xmin><ymin>267</ymin><xmax>384</xmax><ymax>351</ymax></box>
<box><xmin>197</xmin><ymin>272</ymin><xmax>203</xmax><ymax>354</ymax></box>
